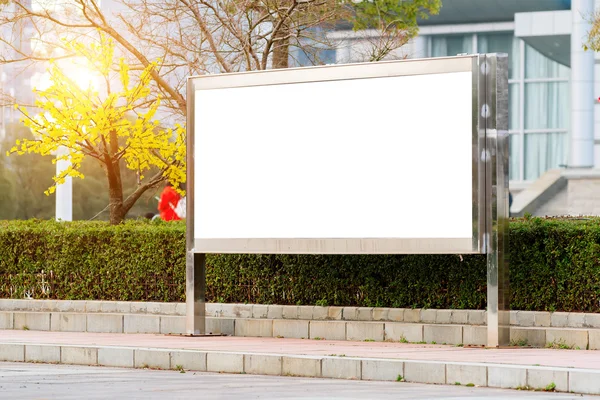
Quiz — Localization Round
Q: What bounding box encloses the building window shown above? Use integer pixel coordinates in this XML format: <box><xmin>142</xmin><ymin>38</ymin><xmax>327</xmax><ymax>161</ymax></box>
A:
<box><xmin>427</xmin><ymin>32</ymin><xmax>570</xmax><ymax>182</ymax></box>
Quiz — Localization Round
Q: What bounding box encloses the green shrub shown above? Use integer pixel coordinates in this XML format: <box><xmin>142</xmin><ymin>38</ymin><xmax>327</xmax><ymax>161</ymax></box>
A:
<box><xmin>1</xmin><ymin>217</ymin><xmax>600</xmax><ymax>312</ymax></box>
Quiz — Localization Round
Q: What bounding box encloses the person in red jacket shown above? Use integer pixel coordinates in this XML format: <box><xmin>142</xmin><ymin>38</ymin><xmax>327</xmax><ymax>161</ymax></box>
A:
<box><xmin>158</xmin><ymin>182</ymin><xmax>181</xmax><ymax>221</ymax></box>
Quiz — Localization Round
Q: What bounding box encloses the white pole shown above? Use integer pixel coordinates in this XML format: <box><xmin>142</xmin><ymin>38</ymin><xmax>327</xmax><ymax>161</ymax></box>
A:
<box><xmin>570</xmin><ymin>0</ymin><xmax>595</xmax><ymax>168</ymax></box>
<box><xmin>55</xmin><ymin>146</ymin><xmax>73</xmax><ymax>221</ymax></box>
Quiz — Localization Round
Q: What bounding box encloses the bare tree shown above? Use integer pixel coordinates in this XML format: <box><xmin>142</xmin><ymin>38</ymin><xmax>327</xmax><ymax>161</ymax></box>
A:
<box><xmin>1</xmin><ymin>0</ymin><xmax>440</xmax><ymax>119</ymax></box>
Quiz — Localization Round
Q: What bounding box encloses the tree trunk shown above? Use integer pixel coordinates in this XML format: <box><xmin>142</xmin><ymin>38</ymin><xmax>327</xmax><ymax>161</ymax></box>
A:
<box><xmin>106</xmin><ymin>161</ymin><xmax>125</xmax><ymax>225</ymax></box>
<box><xmin>272</xmin><ymin>18</ymin><xmax>291</xmax><ymax>69</ymax></box>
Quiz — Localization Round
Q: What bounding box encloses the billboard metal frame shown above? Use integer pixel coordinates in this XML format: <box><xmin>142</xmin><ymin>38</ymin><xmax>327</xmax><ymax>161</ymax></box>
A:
<box><xmin>185</xmin><ymin>54</ymin><xmax>509</xmax><ymax>347</ymax></box>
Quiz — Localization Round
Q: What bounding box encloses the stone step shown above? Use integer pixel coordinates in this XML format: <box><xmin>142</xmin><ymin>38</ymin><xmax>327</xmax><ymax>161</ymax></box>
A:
<box><xmin>1</xmin><ymin>311</ymin><xmax>599</xmax><ymax>350</ymax></box>
<box><xmin>1</xmin><ymin>331</ymin><xmax>599</xmax><ymax>395</ymax></box>
<box><xmin>1</xmin><ymin>300</ymin><xmax>598</xmax><ymax>329</ymax></box>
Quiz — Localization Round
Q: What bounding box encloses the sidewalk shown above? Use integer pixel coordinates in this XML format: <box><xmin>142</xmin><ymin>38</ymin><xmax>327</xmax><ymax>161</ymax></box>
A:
<box><xmin>1</xmin><ymin>330</ymin><xmax>599</xmax><ymax>394</ymax></box>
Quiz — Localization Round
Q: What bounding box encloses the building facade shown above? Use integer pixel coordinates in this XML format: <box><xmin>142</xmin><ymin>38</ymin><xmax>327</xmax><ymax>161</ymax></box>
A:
<box><xmin>298</xmin><ymin>0</ymin><xmax>598</xmax><ymax>193</ymax></box>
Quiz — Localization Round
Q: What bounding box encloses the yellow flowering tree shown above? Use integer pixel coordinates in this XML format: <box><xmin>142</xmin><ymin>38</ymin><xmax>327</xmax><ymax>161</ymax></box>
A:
<box><xmin>8</xmin><ymin>34</ymin><xmax>185</xmax><ymax>225</ymax></box>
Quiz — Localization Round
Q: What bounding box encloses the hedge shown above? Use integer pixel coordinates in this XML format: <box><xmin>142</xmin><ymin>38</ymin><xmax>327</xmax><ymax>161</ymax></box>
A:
<box><xmin>1</xmin><ymin>217</ymin><xmax>599</xmax><ymax>312</ymax></box>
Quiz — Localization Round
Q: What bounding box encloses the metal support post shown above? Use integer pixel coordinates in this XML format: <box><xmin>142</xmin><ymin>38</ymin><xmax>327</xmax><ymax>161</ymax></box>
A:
<box><xmin>185</xmin><ymin>78</ymin><xmax>205</xmax><ymax>335</ymax></box>
<box><xmin>484</xmin><ymin>53</ymin><xmax>510</xmax><ymax>347</ymax></box>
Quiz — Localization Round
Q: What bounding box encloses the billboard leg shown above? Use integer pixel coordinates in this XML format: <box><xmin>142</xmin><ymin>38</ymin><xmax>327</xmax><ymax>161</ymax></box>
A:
<box><xmin>186</xmin><ymin>252</ymin><xmax>205</xmax><ymax>335</ymax></box>
<box><xmin>485</xmin><ymin>53</ymin><xmax>510</xmax><ymax>348</ymax></box>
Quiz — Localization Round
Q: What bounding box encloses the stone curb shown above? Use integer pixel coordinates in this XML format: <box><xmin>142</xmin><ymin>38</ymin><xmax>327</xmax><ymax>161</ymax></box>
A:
<box><xmin>2</xmin><ymin>300</ymin><xmax>599</xmax><ymax>330</ymax></box>
<box><xmin>0</xmin><ymin>342</ymin><xmax>598</xmax><ymax>394</ymax></box>
<box><xmin>1</xmin><ymin>311</ymin><xmax>599</xmax><ymax>349</ymax></box>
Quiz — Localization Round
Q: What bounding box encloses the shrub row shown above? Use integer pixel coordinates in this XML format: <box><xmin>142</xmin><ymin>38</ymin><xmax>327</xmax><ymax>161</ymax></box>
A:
<box><xmin>1</xmin><ymin>218</ymin><xmax>599</xmax><ymax>311</ymax></box>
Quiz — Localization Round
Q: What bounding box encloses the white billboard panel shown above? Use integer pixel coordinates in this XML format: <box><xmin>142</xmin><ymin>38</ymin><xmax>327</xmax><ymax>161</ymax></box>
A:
<box><xmin>189</xmin><ymin>57</ymin><xmax>482</xmax><ymax>253</ymax></box>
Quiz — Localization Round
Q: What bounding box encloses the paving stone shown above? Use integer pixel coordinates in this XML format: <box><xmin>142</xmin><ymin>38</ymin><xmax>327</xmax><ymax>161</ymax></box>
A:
<box><xmin>387</xmin><ymin>309</ymin><xmax>404</xmax><ymax>322</ymax></box>
<box><xmin>282</xmin><ymin>306</ymin><xmax>298</xmax><ymax>320</ymax></box>
<box><xmin>420</xmin><ymin>309</ymin><xmax>436</xmax><ymax>324</ymax></box>
<box><xmin>145</xmin><ymin>302</ymin><xmax>162</xmax><ymax>314</ymax></box>
<box><xmin>297</xmin><ymin>306</ymin><xmax>314</xmax><ymax>320</ymax></box>
<box><xmin>234</xmin><ymin>319</ymin><xmax>273</xmax><ymax>337</ymax></box>
<box><xmin>527</xmin><ymin>368</ymin><xmax>568</xmax><ymax>392</ymax></box>
<box><xmin>175</xmin><ymin>303</ymin><xmax>186</xmax><ymax>316</ymax></box>
<box><xmin>446</xmin><ymin>364</ymin><xmax>487</xmax><ymax>386</ymax></box>
<box><xmin>267</xmin><ymin>305</ymin><xmax>284</xmax><ymax>320</ymax></box>
<box><xmin>312</xmin><ymin>307</ymin><xmax>328</xmax><ymax>320</ymax></box>
<box><xmin>86</xmin><ymin>314</ymin><xmax>123</xmax><ymax>333</ymax></box>
<box><xmin>436</xmin><ymin>310</ymin><xmax>452</xmax><ymax>324</ymax></box>
<box><xmin>533</xmin><ymin>312</ymin><xmax>551</xmax><ymax>327</ymax></box>
<box><xmin>309</xmin><ymin>321</ymin><xmax>346</xmax><ymax>340</ymax></box>
<box><xmin>158</xmin><ymin>303</ymin><xmax>177</xmax><ymax>316</ymax></box>
<box><xmin>342</xmin><ymin>307</ymin><xmax>358</xmax><ymax>321</ymax></box>
<box><xmin>361</xmin><ymin>359</ymin><xmax>403</xmax><ymax>381</ymax></box>
<box><xmin>423</xmin><ymin>325</ymin><xmax>462</xmax><ymax>345</ymax></box>
<box><xmin>55</xmin><ymin>301</ymin><xmax>87</xmax><ymax>313</ymax></box>
<box><xmin>450</xmin><ymin>310</ymin><xmax>468</xmax><ymax>325</ymax></box>
<box><xmin>510</xmin><ymin>327</ymin><xmax>546</xmax><ymax>347</ymax></box>
<box><xmin>550</xmin><ymin>312</ymin><xmax>569</xmax><ymax>328</ymax></box>
<box><xmin>160</xmin><ymin>316</ymin><xmax>186</xmax><ymax>334</ymax></box>
<box><xmin>14</xmin><ymin>312</ymin><xmax>50</xmax><ymax>331</ymax></box>
<box><xmin>99</xmin><ymin>302</ymin><xmax>120</xmax><ymax>313</ymax></box>
<box><xmin>61</xmin><ymin>347</ymin><xmax>97</xmax><ymax>365</ymax></box>
<box><xmin>569</xmin><ymin>371</ymin><xmax>600</xmax><ymax>395</ymax></box>
<box><xmin>546</xmin><ymin>329</ymin><xmax>588</xmax><ymax>349</ymax></box>
<box><xmin>356</xmin><ymin>308</ymin><xmax>373</xmax><ymax>321</ymax></box>
<box><xmin>321</xmin><ymin>357</ymin><xmax>361</xmax><ymax>379</ymax></box>
<box><xmin>0</xmin><ymin>312</ymin><xmax>13</xmax><ymax>329</ymax></box>
<box><xmin>206</xmin><ymin>303</ymin><xmax>221</xmax><ymax>317</ymax></box>
<box><xmin>206</xmin><ymin>352</ymin><xmax>243</xmax><ymax>373</ymax></box>
<box><xmin>25</xmin><ymin>345</ymin><xmax>60</xmax><ymax>363</ymax></box>
<box><xmin>403</xmin><ymin>362</ymin><xmax>445</xmax><ymax>384</ymax></box>
<box><xmin>0</xmin><ymin>344</ymin><xmax>24</xmax><ymax>362</ymax></box>
<box><xmin>327</xmin><ymin>307</ymin><xmax>343</xmax><ymax>320</ymax></box>
<box><xmin>589</xmin><ymin>330</ymin><xmax>600</xmax><ymax>350</ymax></box>
<box><xmin>134</xmin><ymin>349</ymin><xmax>170</xmax><ymax>369</ymax></box>
<box><xmin>384</xmin><ymin>322</ymin><xmax>422</xmax><ymax>342</ymax></box>
<box><xmin>346</xmin><ymin>322</ymin><xmax>384</xmax><ymax>342</ymax></box>
<box><xmin>282</xmin><ymin>356</ymin><xmax>321</xmax><ymax>377</ymax></box>
<box><xmin>516</xmin><ymin>311</ymin><xmax>535</xmax><ymax>327</ymax></box>
<box><xmin>467</xmin><ymin>310</ymin><xmax>486</xmax><ymax>326</ymax></box>
<box><xmin>372</xmin><ymin>308</ymin><xmax>389</xmax><ymax>321</ymax></box>
<box><xmin>585</xmin><ymin>313</ymin><xmax>600</xmax><ymax>329</ymax></box>
<box><xmin>568</xmin><ymin>313</ymin><xmax>586</xmax><ymax>328</ymax></box>
<box><xmin>98</xmin><ymin>347</ymin><xmax>134</xmax><ymax>368</ymax></box>
<box><xmin>273</xmin><ymin>320</ymin><xmax>309</xmax><ymax>339</ymax></box>
<box><xmin>221</xmin><ymin>304</ymin><xmax>252</xmax><ymax>318</ymax></box>
<box><xmin>206</xmin><ymin>318</ymin><xmax>235</xmax><ymax>335</ymax></box>
<box><xmin>124</xmin><ymin>315</ymin><xmax>160</xmax><ymax>334</ymax></box>
<box><xmin>244</xmin><ymin>354</ymin><xmax>282</xmax><ymax>376</ymax></box>
<box><xmin>170</xmin><ymin>350</ymin><xmax>207</xmax><ymax>371</ymax></box>
<box><xmin>50</xmin><ymin>313</ymin><xmax>86</xmax><ymax>332</ymax></box>
<box><xmin>403</xmin><ymin>309</ymin><xmax>420</xmax><ymax>323</ymax></box>
<box><xmin>85</xmin><ymin>301</ymin><xmax>102</xmax><ymax>313</ymax></box>
<box><xmin>463</xmin><ymin>326</ymin><xmax>487</xmax><ymax>346</ymax></box>
<box><xmin>252</xmin><ymin>305</ymin><xmax>269</xmax><ymax>319</ymax></box>
<box><xmin>488</xmin><ymin>366</ymin><xmax>526</xmax><ymax>389</ymax></box>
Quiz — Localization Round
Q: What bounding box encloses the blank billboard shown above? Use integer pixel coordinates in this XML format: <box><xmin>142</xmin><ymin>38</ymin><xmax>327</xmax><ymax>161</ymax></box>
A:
<box><xmin>190</xmin><ymin>57</ymin><xmax>480</xmax><ymax>253</ymax></box>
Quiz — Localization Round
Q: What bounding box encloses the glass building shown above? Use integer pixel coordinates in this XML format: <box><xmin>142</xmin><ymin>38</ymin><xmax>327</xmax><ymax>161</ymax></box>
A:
<box><xmin>295</xmin><ymin>0</ymin><xmax>598</xmax><ymax>192</ymax></box>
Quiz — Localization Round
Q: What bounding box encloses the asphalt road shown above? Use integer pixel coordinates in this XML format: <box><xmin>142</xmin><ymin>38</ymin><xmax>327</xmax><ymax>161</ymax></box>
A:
<box><xmin>0</xmin><ymin>362</ymin><xmax>590</xmax><ymax>400</ymax></box>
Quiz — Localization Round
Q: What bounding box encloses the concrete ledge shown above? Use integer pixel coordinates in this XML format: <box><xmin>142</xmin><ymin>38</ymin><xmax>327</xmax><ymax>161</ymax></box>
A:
<box><xmin>124</xmin><ymin>315</ymin><xmax>160</xmax><ymax>334</ymax></box>
<box><xmin>244</xmin><ymin>354</ymin><xmax>282</xmax><ymax>376</ymax></box>
<box><xmin>14</xmin><ymin>312</ymin><xmax>50</xmax><ymax>331</ymax></box>
<box><xmin>404</xmin><ymin>361</ymin><xmax>445</xmax><ymax>384</ymax></box>
<box><xmin>1</xmin><ymin>343</ymin><xmax>600</xmax><ymax>394</ymax></box>
<box><xmin>0</xmin><ymin>312</ymin><xmax>13</xmax><ymax>329</ymax></box>
<box><xmin>25</xmin><ymin>345</ymin><xmax>60</xmax><ymax>363</ymax></box>
<box><xmin>87</xmin><ymin>314</ymin><xmax>123</xmax><ymax>333</ymax></box>
<box><xmin>170</xmin><ymin>350</ymin><xmax>207</xmax><ymax>371</ymax></box>
<box><xmin>50</xmin><ymin>313</ymin><xmax>86</xmax><ymax>332</ymax></box>
<box><xmin>321</xmin><ymin>357</ymin><xmax>361</xmax><ymax>379</ymax></box>
<box><xmin>61</xmin><ymin>346</ymin><xmax>97</xmax><ymax>365</ymax></box>
<box><xmin>206</xmin><ymin>352</ymin><xmax>244</xmax><ymax>373</ymax></box>
<box><xmin>0</xmin><ymin>344</ymin><xmax>24</xmax><ymax>362</ymax></box>
<box><xmin>98</xmin><ymin>347</ymin><xmax>134</xmax><ymax>368</ymax></box>
<box><xmin>3</xmin><ymin>300</ymin><xmax>600</xmax><ymax>330</ymax></box>
<box><xmin>134</xmin><ymin>349</ymin><xmax>170</xmax><ymax>369</ymax></box>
